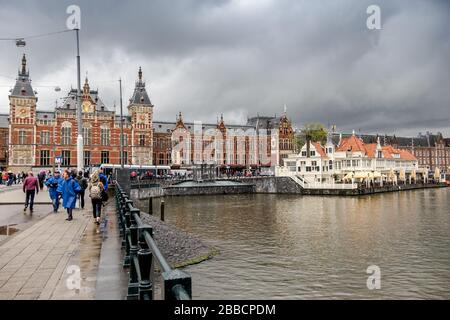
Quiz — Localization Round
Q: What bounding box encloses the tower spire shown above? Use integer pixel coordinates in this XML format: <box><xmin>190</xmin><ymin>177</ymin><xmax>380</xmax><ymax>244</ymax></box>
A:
<box><xmin>138</xmin><ymin>66</ymin><xmax>142</xmax><ymax>80</ymax></box>
<box><xmin>21</xmin><ymin>54</ymin><xmax>27</xmax><ymax>75</ymax></box>
<box><xmin>83</xmin><ymin>76</ymin><xmax>90</xmax><ymax>94</ymax></box>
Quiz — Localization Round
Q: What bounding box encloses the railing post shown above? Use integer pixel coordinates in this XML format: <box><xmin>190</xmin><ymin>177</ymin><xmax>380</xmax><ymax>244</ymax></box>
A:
<box><xmin>162</xmin><ymin>269</ymin><xmax>192</xmax><ymax>300</ymax></box>
<box><xmin>148</xmin><ymin>197</ymin><xmax>153</xmax><ymax>215</ymax></box>
<box><xmin>138</xmin><ymin>225</ymin><xmax>153</xmax><ymax>300</ymax></box>
<box><xmin>127</xmin><ymin>216</ymin><xmax>139</xmax><ymax>300</ymax></box>
<box><xmin>123</xmin><ymin>200</ymin><xmax>133</xmax><ymax>268</ymax></box>
<box><xmin>160</xmin><ymin>199</ymin><xmax>165</xmax><ymax>221</ymax></box>
<box><xmin>138</xmin><ymin>248</ymin><xmax>153</xmax><ymax>300</ymax></box>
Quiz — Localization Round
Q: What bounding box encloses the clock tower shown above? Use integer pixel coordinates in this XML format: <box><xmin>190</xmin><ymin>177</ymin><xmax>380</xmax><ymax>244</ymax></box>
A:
<box><xmin>81</xmin><ymin>77</ymin><xmax>95</xmax><ymax>113</ymax></box>
<box><xmin>8</xmin><ymin>54</ymin><xmax>37</xmax><ymax>170</ymax></box>
<box><xmin>128</xmin><ymin>67</ymin><xmax>153</xmax><ymax>165</ymax></box>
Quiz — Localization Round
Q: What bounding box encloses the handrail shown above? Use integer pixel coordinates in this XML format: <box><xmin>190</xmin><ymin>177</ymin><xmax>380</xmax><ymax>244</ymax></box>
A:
<box><xmin>115</xmin><ymin>181</ymin><xmax>192</xmax><ymax>300</ymax></box>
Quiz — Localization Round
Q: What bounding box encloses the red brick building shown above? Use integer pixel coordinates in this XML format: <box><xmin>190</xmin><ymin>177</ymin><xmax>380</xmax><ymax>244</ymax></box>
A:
<box><xmin>3</xmin><ymin>54</ymin><xmax>294</xmax><ymax>172</ymax></box>
<box><xmin>7</xmin><ymin>55</ymin><xmax>153</xmax><ymax>172</ymax></box>
<box><xmin>0</xmin><ymin>123</ymin><xmax>8</xmax><ymax>170</ymax></box>
<box><xmin>152</xmin><ymin>111</ymin><xmax>294</xmax><ymax>172</ymax></box>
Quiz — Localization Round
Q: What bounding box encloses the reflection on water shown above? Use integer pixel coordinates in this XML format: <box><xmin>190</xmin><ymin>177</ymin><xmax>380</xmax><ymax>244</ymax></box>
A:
<box><xmin>163</xmin><ymin>188</ymin><xmax>450</xmax><ymax>299</ymax></box>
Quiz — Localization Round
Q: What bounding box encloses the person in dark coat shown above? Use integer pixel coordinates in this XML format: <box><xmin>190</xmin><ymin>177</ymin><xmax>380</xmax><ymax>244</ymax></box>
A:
<box><xmin>57</xmin><ymin>169</ymin><xmax>81</xmax><ymax>221</ymax></box>
<box><xmin>75</xmin><ymin>171</ymin><xmax>88</xmax><ymax>209</ymax></box>
<box><xmin>23</xmin><ymin>171</ymin><xmax>39</xmax><ymax>213</ymax></box>
<box><xmin>38</xmin><ymin>170</ymin><xmax>46</xmax><ymax>190</ymax></box>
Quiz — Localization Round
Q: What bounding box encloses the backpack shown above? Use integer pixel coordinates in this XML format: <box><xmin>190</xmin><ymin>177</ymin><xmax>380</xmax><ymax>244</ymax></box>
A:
<box><xmin>90</xmin><ymin>183</ymin><xmax>102</xmax><ymax>199</ymax></box>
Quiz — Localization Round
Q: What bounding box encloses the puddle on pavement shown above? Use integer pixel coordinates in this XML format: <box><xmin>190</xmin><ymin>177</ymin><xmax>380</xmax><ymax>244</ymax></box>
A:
<box><xmin>0</xmin><ymin>224</ymin><xmax>20</xmax><ymax>236</ymax></box>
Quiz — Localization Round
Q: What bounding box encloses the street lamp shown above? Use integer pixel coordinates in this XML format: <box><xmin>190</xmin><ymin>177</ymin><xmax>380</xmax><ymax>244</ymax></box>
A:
<box><xmin>119</xmin><ymin>78</ymin><xmax>124</xmax><ymax>169</ymax></box>
<box><xmin>74</xmin><ymin>28</ymin><xmax>83</xmax><ymax>172</ymax></box>
<box><xmin>15</xmin><ymin>39</ymin><xmax>26</xmax><ymax>47</ymax></box>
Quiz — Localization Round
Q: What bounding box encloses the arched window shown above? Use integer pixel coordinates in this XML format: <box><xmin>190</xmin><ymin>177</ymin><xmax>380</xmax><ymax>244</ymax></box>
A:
<box><xmin>61</xmin><ymin>121</ymin><xmax>72</xmax><ymax>145</ymax></box>
<box><xmin>83</xmin><ymin>123</ymin><xmax>92</xmax><ymax>146</ymax></box>
<box><xmin>100</xmin><ymin>124</ymin><xmax>110</xmax><ymax>146</ymax></box>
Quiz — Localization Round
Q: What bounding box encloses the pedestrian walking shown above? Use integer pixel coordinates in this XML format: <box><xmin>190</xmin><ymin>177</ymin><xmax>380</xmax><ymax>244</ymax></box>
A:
<box><xmin>45</xmin><ymin>170</ymin><xmax>63</xmax><ymax>213</ymax></box>
<box><xmin>38</xmin><ymin>170</ymin><xmax>46</xmax><ymax>190</ymax></box>
<box><xmin>57</xmin><ymin>169</ymin><xmax>81</xmax><ymax>221</ymax></box>
<box><xmin>22</xmin><ymin>171</ymin><xmax>39</xmax><ymax>213</ymax></box>
<box><xmin>98</xmin><ymin>169</ymin><xmax>108</xmax><ymax>191</ymax></box>
<box><xmin>7</xmin><ymin>171</ymin><xmax>13</xmax><ymax>186</ymax></box>
<box><xmin>98</xmin><ymin>169</ymin><xmax>109</xmax><ymax>205</ymax></box>
<box><xmin>75</xmin><ymin>171</ymin><xmax>88</xmax><ymax>209</ymax></box>
<box><xmin>2</xmin><ymin>171</ymin><xmax>8</xmax><ymax>185</ymax></box>
<box><xmin>89</xmin><ymin>171</ymin><xmax>104</xmax><ymax>225</ymax></box>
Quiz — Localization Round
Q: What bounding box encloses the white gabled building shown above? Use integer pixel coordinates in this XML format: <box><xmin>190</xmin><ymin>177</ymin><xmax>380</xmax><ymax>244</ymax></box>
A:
<box><xmin>277</xmin><ymin>131</ymin><xmax>422</xmax><ymax>188</ymax></box>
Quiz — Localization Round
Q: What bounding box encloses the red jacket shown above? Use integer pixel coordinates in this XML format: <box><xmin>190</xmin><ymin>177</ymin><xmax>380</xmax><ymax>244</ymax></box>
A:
<box><xmin>23</xmin><ymin>176</ymin><xmax>39</xmax><ymax>193</ymax></box>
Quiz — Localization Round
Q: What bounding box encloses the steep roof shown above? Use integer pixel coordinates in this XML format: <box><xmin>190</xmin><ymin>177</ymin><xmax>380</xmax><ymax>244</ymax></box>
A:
<box><xmin>336</xmin><ymin>135</ymin><xmax>367</xmax><ymax>153</ymax></box>
<box><xmin>10</xmin><ymin>54</ymin><xmax>35</xmax><ymax>98</ymax></box>
<box><xmin>58</xmin><ymin>87</ymin><xmax>108</xmax><ymax>112</ymax></box>
<box><xmin>153</xmin><ymin>119</ymin><xmax>254</xmax><ymax>134</ymax></box>
<box><xmin>0</xmin><ymin>114</ymin><xmax>9</xmax><ymax>128</ymax></box>
<box><xmin>36</xmin><ymin>111</ymin><xmax>55</xmax><ymax>121</ymax></box>
<box><xmin>311</xmin><ymin>142</ymin><xmax>327</xmax><ymax>157</ymax></box>
<box><xmin>355</xmin><ymin>142</ymin><xmax>416</xmax><ymax>160</ymax></box>
<box><xmin>129</xmin><ymin>67</ymin><xmax>152</xmax><ymax>106</ymax></box>
<box><xmin>331</xmin><ymin>132</ymin><xmax>446</xmax><ymax>148</ymax></box>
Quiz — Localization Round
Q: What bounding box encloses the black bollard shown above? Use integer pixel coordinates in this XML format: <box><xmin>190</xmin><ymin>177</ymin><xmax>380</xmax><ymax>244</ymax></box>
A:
<box><xmin>160</xmin><ymin>199</ymin><xmax>165</xmax><ymax>221</ymax></box>
<box><xmin>148</xmin><ymin>197</ymin><xmax>153</xmax><ymax>215</ymax></box>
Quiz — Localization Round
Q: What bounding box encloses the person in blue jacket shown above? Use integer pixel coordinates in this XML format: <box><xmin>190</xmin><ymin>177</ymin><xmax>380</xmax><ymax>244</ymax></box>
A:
<box><xmin>45</xmin><ymin>170</ymin><xmax>64</xmax><ymax>213</ymax></box>
<box><xmin>98</xmin><ymin>168</ymin><xmax>108</xmax><ymax>191</ymax></box>
<box><xmin>57</xmin><ymin>169</ymin><xmax>81</xmax><ymax>221</ymax></box>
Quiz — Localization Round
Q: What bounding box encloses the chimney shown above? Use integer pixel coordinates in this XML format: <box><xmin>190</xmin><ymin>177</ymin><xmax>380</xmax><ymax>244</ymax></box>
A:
<box><xmin>306</xmin><ymin>133</ymin><xmax>311</xmax><ymax>158</ymax></box>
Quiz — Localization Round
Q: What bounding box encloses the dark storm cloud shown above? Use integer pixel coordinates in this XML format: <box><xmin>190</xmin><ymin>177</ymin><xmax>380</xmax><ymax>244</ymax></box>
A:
<box><xmin>0</xmin><ymin>0</ymin><xmax>449</xmax><ymax>136</ymax></box>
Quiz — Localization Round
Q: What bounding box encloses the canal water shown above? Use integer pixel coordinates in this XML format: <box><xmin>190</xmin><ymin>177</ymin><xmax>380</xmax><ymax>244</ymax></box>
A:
<box><xmin>162</xmin><ymin>188</ymin><xmax>450</xmax><ymax>299</ymax></box>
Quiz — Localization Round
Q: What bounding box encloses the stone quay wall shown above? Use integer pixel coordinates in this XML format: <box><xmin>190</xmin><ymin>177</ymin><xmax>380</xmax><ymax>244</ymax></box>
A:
<box><xmin>163</xmin><ymin>184</ymin><xmax>255</xmax><ymax>197</ymax></box>
<box><xmin>124</xmin><ymin>175</ymin><xmax>447</xmax><ymax>201</ymax></box>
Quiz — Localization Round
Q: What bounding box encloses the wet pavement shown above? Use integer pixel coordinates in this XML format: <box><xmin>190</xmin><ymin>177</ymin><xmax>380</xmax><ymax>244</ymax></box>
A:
<box><xmin>0</xmin><ymin>205</ymin><xmax>51</xmax><ymax>236</ymax></box>
<box><xmin>0</xmin><ymin>188</ymin><xmax>128</xmax><ymax>300</ymax></box>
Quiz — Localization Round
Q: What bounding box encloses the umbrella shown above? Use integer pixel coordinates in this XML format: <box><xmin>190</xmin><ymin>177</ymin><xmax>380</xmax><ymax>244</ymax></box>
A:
<box><xmin>399</xmin><ymin>168</ymin><xmax>406</xmax><ymax>181</ymax></box>
<box><xmin>388</xmin><ymin>169</ymin><xmax>395</xmax><ymax>182</ymax></box>
<box><xmin>354</xmin><ymin>172</ymin><xmax>368</xmax><ymax>179</ymax></box>
<box><xmin>343</xmin><ymin>172</ymin><xmax>354</xmax><ymax>180</ymax></box>
<box><xmin>434</xmin><ymin>167</ymin><xmax>441</xmax><ymax>181</ymax></box>
<box><xmin>411</xmin><ymin>169</ymin><xmax>417</xmax><ymax>181</ymax></box>
<box><xmin>373</xmin><ymin>171</ymin><xmax>382</xmax><ymax>178</ymax></box>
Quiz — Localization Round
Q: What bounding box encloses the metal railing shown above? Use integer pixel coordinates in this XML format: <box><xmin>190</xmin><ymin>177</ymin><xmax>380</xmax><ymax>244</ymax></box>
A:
<box><xmin>115</xmin><ymin>182</ymin><xmax>192</xmax><ymax>300</ymax></box>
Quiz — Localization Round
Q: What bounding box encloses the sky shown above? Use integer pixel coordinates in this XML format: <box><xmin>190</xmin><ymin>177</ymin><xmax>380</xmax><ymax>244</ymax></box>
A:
<box><xmin>0</xmin><ymin>0</ymin><xmax>449</xmax><ymax>137</ymax></box>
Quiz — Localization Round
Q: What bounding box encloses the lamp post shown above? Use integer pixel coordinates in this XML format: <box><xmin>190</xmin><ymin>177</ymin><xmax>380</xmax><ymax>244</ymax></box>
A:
<box><xmin>75</xmin><ymin>28</ymin><xmax>83</xmax><ymax>172</ymax></box>
<box><xmin>119</xmin><ymin>78</ymin><xmax>124</xmax><ymax>169</ymax></box>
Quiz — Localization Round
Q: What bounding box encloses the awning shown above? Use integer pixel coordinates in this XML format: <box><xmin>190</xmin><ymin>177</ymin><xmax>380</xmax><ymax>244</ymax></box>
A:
<box><xmin>343</xmin><ymin>172</ymin><xmax>354</xmax><ymax>180</ymax></box>
<box><xmin>434</xmin><ymin>167</ymin><xmax>441</xmax><ymax>180</ymax></box>
<box><xmin>399</xmin><ymin>168</ymin><xmax>406</xmax><ymax>180</ymax></box>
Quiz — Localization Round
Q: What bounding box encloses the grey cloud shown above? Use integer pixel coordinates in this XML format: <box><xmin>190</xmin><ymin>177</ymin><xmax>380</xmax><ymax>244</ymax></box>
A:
<box><xmin>0</xmin><ymin>0</ymin><xmax>449</xmax><ymax>136</ymax></box>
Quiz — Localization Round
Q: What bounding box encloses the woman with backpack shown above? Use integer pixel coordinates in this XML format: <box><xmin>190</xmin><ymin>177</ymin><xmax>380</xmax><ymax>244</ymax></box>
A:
<box><xmin>89</xmin><ymin>171</ymin><xmax>104</xmax><ymax>225</ymax></box>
